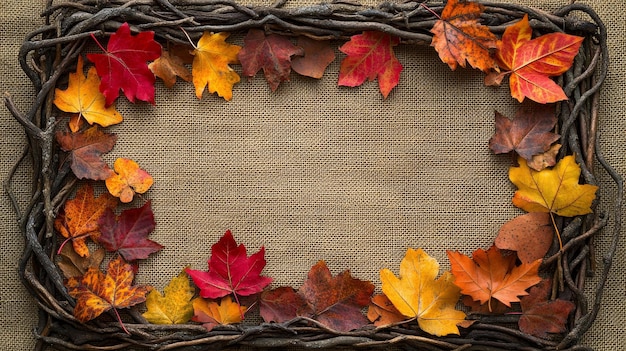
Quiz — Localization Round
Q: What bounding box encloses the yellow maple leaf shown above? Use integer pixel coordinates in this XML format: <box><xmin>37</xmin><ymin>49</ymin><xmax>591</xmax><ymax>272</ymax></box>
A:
<box><xmin>509</xmin><ymin>155</ymin><xmax>598</xmax><ymax>217</ymax></box>
<box><xmin>192</xmin><ymin>32</ymin><xmax>241</xmax><ymax>101</ymax></box>
<box><xmin>380</xmin><ymin>248</ymin><xmax>467</xmax><ymax>336</ymax></box>
<box><xmin>53</xmin><ymin>56</ymin><xmax>123</xmax><ymax>127</ymax></box>
<box><xmin>143</xmin><ymin>269</ymin><xmax>194</xmax><ymax>324</ymax></box>
<box><xmin>105</xmin><ymin>158</ymin><xmax>153</xmax><ymax>203</ymax></box>
<box><xmin>192</xmin><ymin>296</ymin><xmax>245</xmax><ymax>331</ymax></box>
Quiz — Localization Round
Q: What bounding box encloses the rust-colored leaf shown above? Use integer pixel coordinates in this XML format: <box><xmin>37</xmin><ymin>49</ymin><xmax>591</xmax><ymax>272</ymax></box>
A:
<box><xmin>338</xmin><ymin>31</ymin><xmax>402</xmax><ymax>98</ymax></box>
<box><xmin>105</xmin><ymin>158</ymin><xmax>153</xmax><ymax>203</ymax></box>
<box><xmin>299</xmin><ymin>261</ymin><xmax>374</xmax><ymax>332</ymax></box>
<box><xmin>527</xmin><ymin>143</ymin><xmax>561</xmax><ymax>172</ymax></box>
<box><xmin>495</xmin><ymin>213</ymin><xmax>553</xmax><ymax>264</ymax></box>
<box><xmin>259</xmin><ymin>287</ymin><xmax>305</xmax><ymax>323</ymax></box>
<box><xmin>57</xmin><ymin>245</ymin><xmax>106</xmax><ymax>278</ymax></box>
<box><xmin>291</xmin><ymin>36</ymin><xmax>335</xmax><ymax>79</ymax></box>
<box><xmin>192</xmin><ymin>32</ymin><xmax>241</xmax><ymax>100</ymax></box>
<box><xmin>238</xmin><ymin>29</ymin><xmax>303</xmax><ymax>91</ymax></box>
<box><xmin>367</xmin><ymin>294</ymin><xmax>407</xmax><ymax>327</ymax></box>
<box><xmin>430</xmin><ymin>0</ymin><xmax>497</xmax><ymax>72</ymax></box>
<box><xmin>149</xmin><ymin>48</ymin><xmax>192</xmax><ymax>88</ymax></box>
<box><xmin>56</xmin><ymin>126</ymin><xmax>117</xmax><ymax>180</ymax></box>
<box><xmin>519</xmin><ymin>280</ymin><xmax>575</xmax><ymax>339</ymax></box>
<box><xmin>447</xmin><ymin>245</ymin><xmax>542</xmax><ymax>310</ymax></box>
<box><xmin>192</xmin><ymin>296</ymin><xmax>246</xmax><ymax>332</ymax></box>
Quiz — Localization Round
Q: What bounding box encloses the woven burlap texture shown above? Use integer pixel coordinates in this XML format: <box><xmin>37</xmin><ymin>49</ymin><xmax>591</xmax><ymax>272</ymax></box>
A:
<box><xmin>1</xmin><ymin>0</ymin><xmax>623</xmax><ymax>349</ymax></box>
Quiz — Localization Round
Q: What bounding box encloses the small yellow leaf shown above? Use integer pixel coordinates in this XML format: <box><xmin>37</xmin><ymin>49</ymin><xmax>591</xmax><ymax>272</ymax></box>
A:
<box><xmin>192</xmin><ymin>32</ymin><xmax>241</xmax><ymax>101</ymax></box>
<box><xmin>380</xmin><ymin>248</ymin><xmax>466</xmax><ymax>336</ymax></box>
<box><xmin>509</xmin><ymin>155</ymin><xmax>597</xmax><ymax>217</ymax></box>
<box><xmin>105</xmin><ymin>158</ymin><xmax>153</xmax><ymax>203</ymax></box>
<box><xmin>143</xmin><ymin>269</ymin><xmax>194</xmax><ymax>324</ymax></box>
<box><xmin>192</xmin><ymin>296</ymin><xmax>245</xmax><ymax>331</ymax></box>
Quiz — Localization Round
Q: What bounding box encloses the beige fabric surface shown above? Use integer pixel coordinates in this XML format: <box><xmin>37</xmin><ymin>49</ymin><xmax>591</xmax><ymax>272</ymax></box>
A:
<box><xmin>1</xmin><ymin>0</ymin><xmax>623</xmax><ymax>350</ymax></box>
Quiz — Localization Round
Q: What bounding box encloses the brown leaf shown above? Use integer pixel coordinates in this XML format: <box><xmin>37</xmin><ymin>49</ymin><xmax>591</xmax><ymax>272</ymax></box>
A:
<box><xmin>259</xmin><ymin>287</ymin><xmax>305</xmax><ymax>323</ymax></box>
<box><xmin>527</xmin><ymin>143</ymin><xmax>561</xmax><ymax>171</ymax></box>
<box><xmin>367</xmin><ymin>294</ymin><xmax>407</xmax><ymax>326</ymax></box>
<box><xmin>149</xmin><ymin>48</ymin><xmax>192</xmax><ymax>88</ymax></box>
<box><xmin>57</xmin><ymin>245</ymin><xmax>106</xmax><ymax>278</ymax></box>
<box><xmin>291</xmin><ymin>36</ymin><xmax>335</xmax><ymax>79</ymax></box>
<box><xmin>56</xmin><ymin>126</ymin><xmax>117</xmax><ymax>180</ymax></box>
<box><xmin>519</xmin><ymin>280</ymin><xmax>575</xmax><ymax>339</ymax></box>
<box><xmin>495</xmin><ymin>213</ymin><xmax>553</xmax><ymax>263</ymax></box>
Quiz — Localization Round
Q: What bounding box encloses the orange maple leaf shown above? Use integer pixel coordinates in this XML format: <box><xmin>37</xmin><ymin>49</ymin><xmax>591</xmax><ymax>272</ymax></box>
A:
<box><xmin>447</xmin><ymin>245</ymin><xmax>542</xmax><ymax>311</ymax></box>
<box><xmin>338</xmin><ymin>31</ymin><xmax>403</xmax><ymax>98</ymax></box>
<box><xmin>494</xmin><ymin>15</ymin><xmax>583</xmax><ymax>103</ymax></box>
<box><xmin>367</xmin><ymin>294</ymin><xmax>407</xmax><ymax>327</ymax></box>
<box><xmin>192</xmin><ymin>296</ymin><xmax>245</xmax><ymax>332</ymax></box>
<box><xmin>149</xmin><ymin>48</ymin><xmax>192</xmax><ymax>88</ymax></box>
<box><xmin>192</xmin><ymin>32</ymin><xmax>241</xmax><ymax>100</ymax></box>
<box><xmin>430</xmin><ymin>0</ymin><xmax>497</xmax><ymax>72</ymax></box>
<box><xmin>53</xmin><ymin>56</ymin><xmax>123</xmax><ymax>127</ymax></box>
<box><xmin>105</xmin><ymin>158</ymin><xmax>153</xmax><ymax>203</ymax></box>
<box><xmin>66</xmin><ymin>256</ymin><xmax>151</xmax><ymax>333</ymax></box>
<box><xmin>54</xmin><ymin>184</ymin><xmax>117</xmax><ymax>257</ymax></box>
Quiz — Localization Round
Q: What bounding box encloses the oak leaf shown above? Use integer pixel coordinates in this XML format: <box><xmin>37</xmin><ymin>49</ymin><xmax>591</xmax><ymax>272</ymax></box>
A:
<box><xmin>192</xmin><ymin>296</ymin><xmax>246</xmax><ymax>332</ymax></box>
<box><xmin>447</xmin><ymin>245</ymin><xmax>542</xmax><ymax>310</ymax></box>
<box><xmin>430</xmin><ymin>0</ymin><xmax>497</xmax><ymax>72</ymax></box>
<box><xmin>495</xmin><ymin>212</ymin><xmax>553</xmax><ymax>264</ymax></box>
<box><xmin>56</xmin><ymin>126</ymin><xmax>117</xmax><ymax>180</ymax></box>
<box><xmin>105</xmin><ymin>158</ymin><xmax>154</xmax><ymax>203</ymax></box>
<box><xmin>298</xmin><ymin>261</ymin><xmax>374</xmax><ymax>332</ymax></box>
<box><xmin>87</xmin><ymin>23</ymin><xmax>162</xmax><ymax>105</ymax></box>
<box><xmin>186</xmin><ymin>230</ymin><xmax>272</xmax><ymax>300</ymax></box>
<box><xmin>367</xmin><ymin>294</ymin><xmax>407</xmax><ymax>327</ymax></box>
<box><xmin>57</xmin><ymin>245</ymin><xmax>106</xmax><ymax>278</ymax></box>
<box><xmin>291</xmin><ymin>36</ymin><xmax>336</xmax><ymax>79</ymax></box>
<box><xmin>192</xmin><ymin>32</ymin><xmax>241</xmax><ymax>100</ymax></box>
<box><xmin>519</xmin><ymin>279</ymin><xmax>575</xmax><ymax>339</ymax></box>
<box><xmin>489</xmin><ymin>104</ymin><xmax>560</xmax><ymax>161</ymax></box>
<box><xmin>149</xmin><ymin>48</ymin><xmax>192</xmax><ymax>88</ymax></box>
<box><xmin>143</xmin><ymin>269</ymin><xmax>194</xmax><ymax>324</ymax></box>
<box><xmin>338</xmin><ymin>31</ymin><xmax>402</xmax><ymax>98</ymax></box>
<box><xmin>259</xmin><ymin>287</ymin><xmax>305</xmax><ymax>323</ymax></box>
<box><xmin>509</xmin><ymin>155</ymin><xmax>598</xmax><ymax>217</ymax></box>
<box><xmin>98</xmin><ymin>201</ymin><xmax>163</xmax><ymax>261</ymax></box>
<box><xmin>65</xmin><ymin>256</ymin><xmax>151</xmax><ymax>332</ymax></box>
<box><xmin>54</xmin><ymin>57</ymin><xmax>123</xmax><ymax>127</ymax></box>
<box><xmin>54</xmin><ymin>183</ymin><xmax>117</xmax><ymax>257</ymax></box>
<box><xmin>238</xmin><ymin>29</ymin><xmax>303</xmax><ymax>91</ymax></box>
<box><xmin>494</xmin><ymin>15</ymin><xmax>583</xmax><ymax>103</ymax></box>
<box><xmin>381</xmin><ymin>248</ymin><xmax>466</xmax><ymax>336</ymax></box>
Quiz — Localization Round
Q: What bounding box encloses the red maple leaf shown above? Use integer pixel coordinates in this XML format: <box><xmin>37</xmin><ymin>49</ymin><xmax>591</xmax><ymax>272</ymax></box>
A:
<box><xmin>519</xmin><ymin>280</ymin><xmax>575</xmax><ymax>338</ymax></box>
<box><xmin>338</xmin><ymin>31</ymin><xmax>403</xmax><ymax>98</ymax></box>
<box><xmin>97</xmin><ymin>201</ymin><xmax>163</xmax><ymax>261</ymax></box>
<box><xmin>55</xmin><ymin>126</ymin><xmax>117</xmax><ymax>180</ymax></box>
<box><xmin>259</xmin><ymin>287</ymin><xmax>305</xmax><ymax>323</ymax></box>
<box><xmin>186</xmin><ymin>230</ymin><xmax>272</xmax><ymax>300</ymax></box>
<box><xmin>87</xmin><ymin>23</ymin><xmax>162</xmax><ymax>105</ymax></box>
<box><xmin>238</xmin><ymin>29</ymin><xmax>303</xmax><ymax>91</ymax></box>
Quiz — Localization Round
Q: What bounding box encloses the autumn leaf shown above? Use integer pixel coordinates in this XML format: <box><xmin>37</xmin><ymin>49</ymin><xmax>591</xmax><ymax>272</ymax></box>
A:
<box><xmin>494</xmin><ymin>15</ymin><xmax>583</xmax><ymax>103</ymax></box>
<box><xmin>143</xmin><ymin>269</ymin><xmax>194</xmax><ymax>324</ymax></box>
<box><xmin>105</xmin><ymin>158</ymin><xmax>154</xmax><ymax>203</ymax></box>
<box><xmin>489</xmin><ymin>104</ymin><xmax>560</xmax><ymax>161</ymax></box>
<box><xmin>192</xmin><ymin>296</ymin><xmax>246</xmax><ymax>332</ymax></box>
<box><xmin>54</xmin><ymin>56</ymin><xmax>123</xmax><ymax>127</ymax></box>
<box><xmin>65</xmin><ymin>256</ymin><xmax>151</xmax><ymax>332</ymax></box>
<box><xmin>447</xmin><ymin>245</ymin><xmax>542</xmax><ymax>310</ymax></box>
<box><xmin>54</xmin><ymin>183</ymin><xmax>117</xmax><ymax>257</ymax></box>
<box><xmin>298</xmin><ymin>261</ymin><xmax>374</xmax><ymax>332</ymax></box>
<box><xmin>381</xmin><ymin>248</ymin><xmax>466</xmax><ymax>336</ymax></box>
<box><xmin>192</xmin><ymin>32</ymin><xmax>241</xmax><ymax>100</ymax></box>
<box><xmin>149</xmin><ymin>48</ymin><xmax>192</xmax><ymax>88</ymax></box>
<box><xmin>519</xmin><ymin>279</ymin><xmax>575</xmax><ymax>339</ymax></box>
<box><xmin>367</xmin><ymin>294</ymin><xmax>407</xmax><ymax>327</ymax></box>
<box><xmin>430</xmin><ymin>0</ymin><xmax>497</xmax><ymax>72</ymax></box>
<box><xmin>98</xmin><ymin>201</ymin><xmax>163</xmax><ymax>261</ymax></box>
<box><xmin>259</xmin><ymin>287</ymin><xmax>305</xmax><ymax>323</ymax></box>
<box><xmin>338</xmin><ymin>31</ymin><xmax>402</xmax><ymax>98</ymax></box>
<box><xmin>87</xmin><ymin>23</ymin><xmax>162</xmax><ymax>105</ymax></box>
<box><xmin>495</xmin><ymin>212</ymin><xmax>553</xmax><ymax>264</ymax></box>
<box><xmin>291</xmin><ymin>36</ymin><xmax>336</xmax><ymax>79</ymax></box>
<box><xmin>57</xmin><ymin>245</ymin><xmax>106</xmax><ymax>278</ymax></box>
<box><xmin>186</xmin><ymin>230</ymin><xmax>272</xmax><ymax>301</ymax></box>
<box><xmin>509</xmin><ymin>155</ymin><xmax>598</xmax><ymax>217</ymax></box>
<box><xmin>56</xmin><ymin>126</ymin><xmax>117</xmax><ymax>180</ymax></box>
<box><xmin>528</xmin><ymin>143</ymin><xmax>561</xmax><ymax>172</ymax></box>
<box><xmin>238</xmin><ymin>29</ymin><xmax>303</xmax><ymax>91</ymax></box>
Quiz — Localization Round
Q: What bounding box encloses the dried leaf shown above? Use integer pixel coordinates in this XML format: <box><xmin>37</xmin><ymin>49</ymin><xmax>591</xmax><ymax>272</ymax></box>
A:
<box><xmin>192</xmin><ymin>32</ymin><xmax>241</xmax><ymax>100</ymax></box>
<box><xmin>338</xmin><ymin>31</ymin><xmax>402</xmax><ymax>98</ymax></box>
<box><xmin>57</xmin><ymin>245</ymin><xmax>106</xmax><ymax>278</ymax></box>
<box><xmin>143</xmin><ymin>269</ymin><xmax>194</xmax><ymax>324</ymax></box>
<box><xmin>519</xmin><ymin>280</ymin><xmax>575</xmax><ymax>338</ymax></box>
<box><xmin>291</xmin><ymin>36</ymin><xmax>336</xmax><ymax>79</ymax></box>
<box><xmin>430</xmin><ymin>0</ymin><xmax>497</xmax><ymax>72</ymax></box>
<box><xmin>54</xmin><ymin>56</ymin><xmax>123</xmax><ymax>127</ymax></box>
<box><xmin>98</xmin><ymin>201</ymin><xmax>163</xmax><ymax>261</ymax></box>
<box><xmin>56</xmin><ymin>126</ymin><xmax>117</xmax><ymax>180</ymax></box>
<box><xmin>149</xmin><ymin>48</ymin><xmax>192</xmax><ymax>88</ymax></box>
<box><xmin>87</xmin><ymin>23</ymin><xmax>161</xmax><ymax>105</ymax></box>
<box><xmin>381</xmin><ymin>248</ymin><xmax>466</xmax><ymax>336</ymax></box>
<box><xmin>192</xmin><ymin>296</ymin><xmax>245</xmax><ymax>332</ymax></box>
<box><xmin>367</xmin><ymin>294</ymin><xmax>407</xmax><ymax>326</ymax></box>
<box><xmin>259</xmin><ymin>287</ymin><xmax>305</xmax><ymax>323</ymax></box>
<box><xmin>105</xmin><ymin>158</ymin><xmax>154</xmax><ymax>203</ymax></box>
<box><xmin>527</xmin><ymin>143</ymin><xmax>561</xmax><ymax>171</ymax></box>
<box><xmin>447</xmin><ymin>245</ymin><xmax>542</xmax><ymax>310</ymax></box>
<box><xmin>509</xmin><ymin>155</ymin><xmax>598</xmax><ymax>217</ymax></box>
<box><xmin>495</xmin><ymin>212</ymin><xmax>553</xmax><ymax>264</ymax></box>
<box><xmin>238</xmin><ymin>29</ymin><xmax>303</xmax><ymax>91</ymax></box>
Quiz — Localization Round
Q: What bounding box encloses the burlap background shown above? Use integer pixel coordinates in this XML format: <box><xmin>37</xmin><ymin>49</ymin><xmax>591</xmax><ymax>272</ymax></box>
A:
<box><xmin>1</xmin><ymin>0</ymin><xmax>623</xmax><ymax>349</ymax></box>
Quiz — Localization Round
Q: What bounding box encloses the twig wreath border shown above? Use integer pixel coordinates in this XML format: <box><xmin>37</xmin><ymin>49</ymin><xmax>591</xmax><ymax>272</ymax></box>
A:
<box><xmin>4</xmin><ymin>0</ymin><xmax>623</xmax><ymax>350</ymax></box>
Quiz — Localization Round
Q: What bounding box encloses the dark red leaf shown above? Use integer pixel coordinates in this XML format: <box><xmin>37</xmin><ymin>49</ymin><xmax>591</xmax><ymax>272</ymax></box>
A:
<box><xmin>56</xmin><ymin>126</ymin><xmax>117</xmax><ymax>180</ymax></box>
<box><xmin>519</xmin><ymin>280</ymin><xmax>575</xmax><ymax>338</ymax></box>
<box><xmin>259</xmin><ymin>287</ymin><xmax>306</xmax><ymax>323</ymax></box>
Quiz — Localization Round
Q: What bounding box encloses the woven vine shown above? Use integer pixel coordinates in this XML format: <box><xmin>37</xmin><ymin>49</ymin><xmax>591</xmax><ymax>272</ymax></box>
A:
<box><xmin>4</xmin><ymin>0</ymin><xmax>623</xmax><ymax>350</ymax></box>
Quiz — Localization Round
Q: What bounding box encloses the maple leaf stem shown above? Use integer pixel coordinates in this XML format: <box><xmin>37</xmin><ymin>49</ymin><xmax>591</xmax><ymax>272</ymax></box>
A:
<box><xmin>549</xmin><ymin>213</ymin><xmax>563</xmax><ymax>250</ymax></box>
<box><xmin>113</xmin><ymin>307</ymin><xmax>131</xmax><ymax>335</ymax></box>
<box><xmin>57</xmin><ymin>237</ymin><xmax>73</xmax><ymax>255</ymax></box>
<box><xmin>90</xmin><ymin>33</ymin><xmax>107</xmax><ymax>53</ymax></box>
<box><xmin>179</xmin><ymin>27</ymin><xmax>197</xmax><ymax>50</ymax></box>
<box><xmin>232</xmin><ymin>293</ymin><xmax>245</xmax><ymax>320</ymax></box>
<box><xmin>419</xmin><ymin>3</ymin><xmax>441</xmax><ymax>20</ymax></box>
